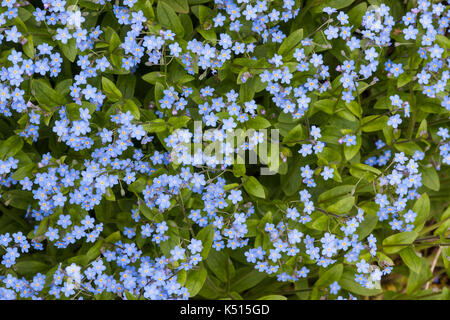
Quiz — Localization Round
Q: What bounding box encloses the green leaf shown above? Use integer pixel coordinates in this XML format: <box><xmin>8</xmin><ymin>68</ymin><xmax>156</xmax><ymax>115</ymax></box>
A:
<box><xmin>278</xmin><ymin>28</ymin><xmax>303</xmax><ymax>57</ymax></box>
<box><xmin>257</xmin><ymin>295</ymin><xmax>287</xmax><ymax>300</ymax></box>
<box><xmin>155</xmin><ymin>82</ymin><xmax>165</xmax><ymax>109</ymax></box>
<box><xmin>406</xmin><ymin>259</ymin><xmax>432</xmax><ymax>295</ymax></box>
<box><xmin>233</xmin><ymin>163</ymin><xmax>246</xmax><ymax>177</ymax></box>
<box><xmin>168</xmin><ymin>116</ymin><xmax>190</xmax><ymax>129</ymax></box>
<box><xmin>312</xmin><ymin>99</ymin><xmax>335</xmax><ymax>115</ymax></box>
<box><xmin>345</xmin><ymin>101</ymin><xmax>362</xmax><ymax>118</ymax></box>
<box><xmin>344</xmin><ymin>135</ymin><xmax>361</xmax><ymax>160</ymax></box>
<box><xmin>139</xmin><ymin>202</ymin><xmax>162</xmax><ymax>223</ymax></box>
<box><xmin>23</xmin><ymin>35</ymin><xmax>35</xmax><ymax>58</ymax></box>
<box><xmin>121</xmin><ymin>99</ymin><xmax>140</xmax><ymax>120</ymax></box>
<box><xmin>416</xmin><ymin>119</ymin><xmax>428</xmax><ymax>139</ymax></box>
<box><xmin>315</xmin><ymin>264</ymin><xmax>343</xmax><ymax>288</ymax></box>
<box><xmin>399</xmin><ymin>247</ymin><xmax>422</xmax><ymax>274</ymax></box>
<box><xmin>117</xmin><ymin>74</ymin><xmax>136</xmax><ymax>99</ymax></box>
<box><xmin>85</xmin><ymin>240</ymin><xmax>104</xmax><ymax>262</ymax></box>
<box><xmin>350</xmin><ymin>163</ymin><xmax>381</xmax><ymax>175</ymax></box>
<box><xmin>105</xmin><ymin>231</ymin><xmax>121</xmax><ymax>243</ymax></box>
<box><xmin>230</xmin><ymin>267</ymin><xmax>266</xmax><ymax>292</ymax></box>
<box><xmin>197</xmin><ymin>27</ymin><xmax>216</xmax><ymax>42</ymax></box>
<box><xmin>326</xmin><ymin>196</ymin><xmax>355</xmax><ymax>214</ymax></box>
<box><xmin>317</xmin><ymin>147</ymin><xmax>341</xmax><ymax>164</ymax></box>
<box><xmin>394</xmin><ymin>141</ymin><xmax>422</xmax><ymax>156</ymax></box>
<box><xmin>2</xmin><ymin>190</ymin><xmax>33</xmax><ymax>210</ymax></box>
<box><xmin>196</xmin><ymin>225</ymin><xmax>214</xmax><ymax>259</ymax></box>
<box><xmin>32</xmin><ymin>217</ymin><xmax>49</xmax><ymax>239</ymax></box>
<box><xmin>157</xmin><ymin>1</ymin><xmax>184</xmax><ymax>37</ymax></box>
<box><xmin>11</xmin><ymin>163</ymin><xmax>36</xmax><ymax>181</ymax></box>
<box><xmin>14</xmin><ymin>260</ymin><xmax>49</xmax><ymax>276</ymax></box>
<box><xmin>318</xmin><ymin>185</ymin><xmax>353</xmax><ymax>203</ymax></box>
<box><xmin>239</xmin><ymin>79</ymin><xmax>257</xmax><ymax>102</ymax></box>
<box><xmin>0</xmin><ymin>136</ymin><xmax>24</xmax><ymax>159</ymax></box>
<box><xmin>205</xmin><ymin>249</ymin><xmax>229</xmax><ymax>282</ymax></box>
<box><xmin>162</xmin><ymin>0</ymin><xmax>189</xmax><ymax>13</ymax></box>
<box><xmin>12</xmin><ymin>16</ymin><xmax>28</xmax><ymax>33</ymax></box>
<box><xmin>246</xmin><ymin>116</ymin><xmax>271</xmax><ymax>130</ymax></box>
<box><xmin>376</xmin><ymin>252</ymin><xmax>394</xmax><ymax>266</ymax></box>
<box><xmin>191</xmin><ymin>4</ymin><xmax>212</xmax><ymax>24</ymax></box>
<box><xmin>31</xmin><ymin>79</ymin><xmax>66</xmax><ymax>109</ymax></box>
<box><xmin>357</xmin><ymin>213</ymin><xmax>378</xmax><ymax>239</ymax></box>
<box><xmin>308</xmin><ymin>214</ymin><xmax>329</xmax><ymax>231</ymax></box>
<box><xmin>397</xmin><ymin>73</ymin><xmax>413</xmax><ymax>88</ymax></box>
<box><xmin>188</xmin><ymin>0</ymin><xmax>211</xmax><ymax>5</ymax></box>
<box><xmin>17</xmin><ymin>7</ymin><xmax>32</xmax><ymax>21</ymax></box>
<box><xmin>441</xmin><ymin>247</ymin><xmax>450</xmax><ymax>271</ymax></box>
<box><xmin>243</xmin><ymin>176</ymin><xmax>266</xmax><ymax>199</ymax></box>
<box><xmin>347</xmin><ymin>2</ymin><xmax>367</xmax><ymax>26</ymax></box>
<box><xmin>421</xmin><ymin>166</ymin><xmax>440</xmax><ymax>191</ymax></box>
<box><xmin>382</xmin><ymin>231</ymin><xmax>418</xmax><ymax>254</ymax></box>
<box><xmin>55</xmin><ymin>79</ymin><xmax>73</xmax><ymax>96</ymax></box>
<box><xmin>361</xmin><ymin>115</ymin><xmax>388</xmax><ymax>132</ymax></box>
<box><xmin>128</xmin><ymin>177</ymin><xmax>147</xmax><ymax>193</ymax></box>
<box><xmin>105</xmin><ymin>26</ymin><xmax>121</xmax><ymax>52</ymax></box>
<box><xmin>282</xmin><ymin>124</ymin><xmax>304</xmax><ymax>145</ymax></box>
<box><xmin>435</xmin><ymin>206</ymin><xmax>450</xmax><ymax>236</ymax></box>
<box><xmin>311</xmin><ymin>0</ymin><xmax>356</xmax><ymax>13</ymax></box>
<box><xmin>435</xmin><ymin>34</ymin><xmax>450</xmax><ymax>50</ymax></box>
<box><xmin>143</xmin><ymin>119</ymin><xmax>167</xmax><ymax>133</ymax></box>
<box><xmin>142</xmin><ymin>71</ymin><xmax>167</xmax><ymax>84</ymax></box>
<box><xmin>339</xmin><ymin>270</ymin><xmax>382</xmax><ymax>296</ymax></box>
<box><xmin>66</xmin><ymin>101</ymin><xmax>97</xmax><ymax>120</ymax></box>
<box><xmin>58</xmin><ymin>38</ymin><xmax>77</xmax><ymax>62</ymax></box>
<box><xmin>104</xmin><ymin>26</ymin><xmax>123</xmax><ymax>69</ymax></box>
<box><xmin>185</xmin><ymin>264</ymin><xmax>207</xmax><ymax>296</ymax></box>
<box><xmin>412</xmin><ymin>193</ymin><xmax>430</xmax><ymax>229</ymax></box>
<box><xmin>124</xmin><ymin>291</ymin><xmax>138</xmax><ymax>300</ymax></box>
<box><xmin>102</xmin><ymin>77</ymin><xmax>123</xmax><ymax>102</ymax></box>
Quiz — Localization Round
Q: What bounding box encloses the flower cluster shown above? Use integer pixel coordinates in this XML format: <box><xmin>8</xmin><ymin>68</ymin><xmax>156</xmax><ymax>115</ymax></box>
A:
<box><xmin>0</xmin><ymin>0</ymin><xmax>448</xmax><ymax>300</ymax></box>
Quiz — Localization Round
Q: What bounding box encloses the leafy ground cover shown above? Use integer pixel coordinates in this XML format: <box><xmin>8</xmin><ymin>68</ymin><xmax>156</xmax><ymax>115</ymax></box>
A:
<box><xmin>0</xmin><ymin>0</ymin><xmax>448</xmax><ymax>300</ymax></box>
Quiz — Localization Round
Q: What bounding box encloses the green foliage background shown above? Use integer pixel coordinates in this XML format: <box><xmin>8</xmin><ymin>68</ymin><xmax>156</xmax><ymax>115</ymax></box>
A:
<box><xmin>0</xmin><ymin>0</ymin><xmax>448</xmax><ymax>300</ymax></box>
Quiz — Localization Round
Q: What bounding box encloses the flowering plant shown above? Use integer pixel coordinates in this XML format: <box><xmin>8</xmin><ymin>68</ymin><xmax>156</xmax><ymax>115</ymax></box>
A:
<box><xmin>0</xmin><ymin>0</ymin><xmax>448</xmax><ymax>300</ymax></box>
